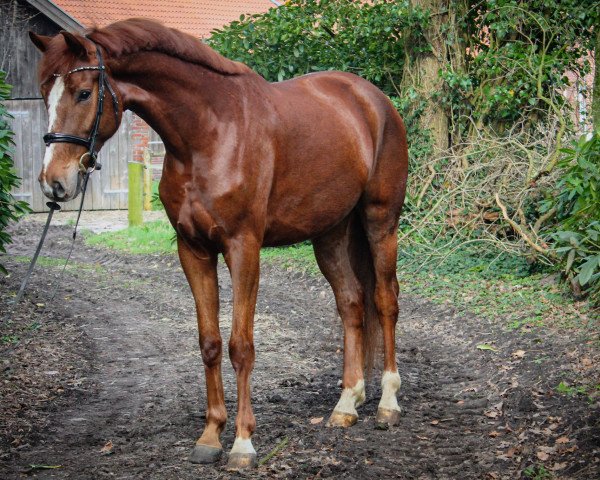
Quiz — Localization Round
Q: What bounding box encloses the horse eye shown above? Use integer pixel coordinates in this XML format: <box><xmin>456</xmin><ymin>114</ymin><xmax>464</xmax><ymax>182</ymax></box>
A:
<box><xmin>77</xmin><ymin>90</ymin><xmax>92</xmax><ymax>102</ymax></box>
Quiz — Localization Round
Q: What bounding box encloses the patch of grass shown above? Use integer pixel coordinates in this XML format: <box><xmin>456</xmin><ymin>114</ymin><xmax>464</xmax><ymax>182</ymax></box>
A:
<box><xmin>396</xmin><ymin>239</ymin><xmax>596</xmax><ymax>333</ymax></box>
<box><xmin>1</xmin><ymin>335</ymin><xmax>19</xmax><ymax>345</ymax></box>
<box><xmin>261</xmin><ymin>242</ymin><xmax>319</xmax><ymax>275</ymax></box>
<box><xmin>83</xmin><ymin>220</ymin><xmax>596</xmax><ymax>332</ymax></box>
<box><xmin>523</xmin><ymin>465</ymin><xmax>552</xmax><ymax>480</ymax></box>
<box><xmin>556</xmin><ymin>381</ymin><xmax>588</xmax><ymax>397</ymax></box>
<box><xmin>11</xmin><ymin>255</ymin><xmax>66</xmax><ymax>268</ymax></box>
<box><xmin>151</xmin><ymin>181</ymin><xmax>164</xmax><ymax>211</ymax></box>
<box><xmin>10</xmin><ymin>255</ymin><xmax>103</xmax><ymax>272</ymax></box>
<box><xmin>85</xmin><ymin>220</ymin><xmax>176</xmax><ymax>254</ymax></box>
<box><xmin>27</xmin><ymin>322</ymin><xmax>41</xmax><ymax>331</ymax></box>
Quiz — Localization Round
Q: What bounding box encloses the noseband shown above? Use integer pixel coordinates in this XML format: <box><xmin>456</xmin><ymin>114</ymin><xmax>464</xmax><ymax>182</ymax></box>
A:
<box><xmin>43</xmin><ymin>42</ymin><xmax>120</xmax><ymax>172</ymax></box>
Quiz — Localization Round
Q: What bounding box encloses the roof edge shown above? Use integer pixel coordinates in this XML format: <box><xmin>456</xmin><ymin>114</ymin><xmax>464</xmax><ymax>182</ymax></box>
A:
<box><xmin>26</xmin><ymin>0</ymin><xmax>85</xmax><ymax>32</ymax></box>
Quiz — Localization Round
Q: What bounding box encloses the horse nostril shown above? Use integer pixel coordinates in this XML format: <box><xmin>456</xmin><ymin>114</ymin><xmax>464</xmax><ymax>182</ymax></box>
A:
<box><xmin>52</xmin><ymin>181</ymin><xmax>66</xmax><ymax>199</ymax></box>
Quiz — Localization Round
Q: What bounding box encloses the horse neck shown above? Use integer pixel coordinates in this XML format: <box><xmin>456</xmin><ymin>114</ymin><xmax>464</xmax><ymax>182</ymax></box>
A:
<box><xmin>108</xmin><ymin>52</ymin><xmax>257</xmax><ymax>158</ymax></box>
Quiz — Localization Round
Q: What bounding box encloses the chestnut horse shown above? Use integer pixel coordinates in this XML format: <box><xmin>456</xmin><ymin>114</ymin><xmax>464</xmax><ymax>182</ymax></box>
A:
<box><xmin>30</xmin><ymin>19</ymin><xmax>408</xmax><ymax>469</ymax></box>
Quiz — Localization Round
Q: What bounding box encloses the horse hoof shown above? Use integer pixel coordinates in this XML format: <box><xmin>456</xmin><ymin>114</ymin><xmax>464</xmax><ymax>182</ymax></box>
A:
<box><xmin>189</xmin><ymin>444</ymin><xmax>223</xmax><ymax>464</ymax></box>
<box><xmin>375</xmin><ymin>407</ymin><xmax>401</xmax><ymax>428</ymax></box>
<box><xmin>226</xmin><ymin>452</ymin><xmax>258</xmax><ymax>470</ymax></box>
<box><xmin>327</xmin><ymin>410</ymin><xmax>358</xmax><ymax>427</ymax></box>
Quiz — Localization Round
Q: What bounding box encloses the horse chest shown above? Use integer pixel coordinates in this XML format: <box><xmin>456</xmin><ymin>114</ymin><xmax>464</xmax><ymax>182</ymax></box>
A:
<box><xmin>170</xmin><ymin>196</ymin><xmax>227</xmax><ymax>249</ymax></box>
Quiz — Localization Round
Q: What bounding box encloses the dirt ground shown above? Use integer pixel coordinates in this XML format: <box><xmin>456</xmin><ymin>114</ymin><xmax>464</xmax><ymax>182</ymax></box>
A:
<box><xmin>1</xmin><ymin>219</ymin><xmax>598</xmax><ymax>479</ymax></box>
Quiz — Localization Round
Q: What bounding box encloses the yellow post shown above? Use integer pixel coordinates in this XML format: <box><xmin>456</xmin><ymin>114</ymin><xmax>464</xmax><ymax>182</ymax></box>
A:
<box><xmin>143</xmin><ymin>148</ymin><xmax>152</xmax><ymax>211</ymax></box>
<box><xmin>128</xmin><ymin>161</ymin><xmax>143</xmax><ymax>227</ymax></box>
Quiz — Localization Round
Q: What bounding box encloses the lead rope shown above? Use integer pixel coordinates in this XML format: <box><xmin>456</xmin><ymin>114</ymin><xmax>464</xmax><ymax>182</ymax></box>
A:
<box><xmin>13</xmin><ymin>170</ymin><xmax>92</xmax><ymax>305</ymax></box>
<box><xmin>47</xmin><ymin>170</ymin><xmax>92</xmax><ymax>303</ymax></box>
<box><xmin>13</xmin><ymin>202</ymin><xmax>61</xmax><ymax>304</ymax></box>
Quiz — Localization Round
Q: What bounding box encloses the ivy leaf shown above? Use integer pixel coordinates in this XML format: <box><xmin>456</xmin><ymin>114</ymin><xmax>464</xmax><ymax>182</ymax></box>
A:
<box><xmin>577</xmin><ymin>255</ymin><xmax>600</xmax><ymax>286</ymax></box>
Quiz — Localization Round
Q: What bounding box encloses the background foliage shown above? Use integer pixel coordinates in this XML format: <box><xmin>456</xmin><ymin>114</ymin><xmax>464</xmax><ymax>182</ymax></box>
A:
<box><xmin>0</xmin><ymin>71</ymin><xmax>29</xmax><ymax>274</ymax></box>
<box><xmin>210</xmin><ymin>0</ymin><xmax>599</xmax><ymax>307</ymax></box>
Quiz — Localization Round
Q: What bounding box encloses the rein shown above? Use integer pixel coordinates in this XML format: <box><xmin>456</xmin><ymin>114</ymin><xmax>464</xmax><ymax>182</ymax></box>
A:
<box><xmin>14</xmin><ymin>41</ymin><xmax>117</xmax><ymax>304</ymax></box>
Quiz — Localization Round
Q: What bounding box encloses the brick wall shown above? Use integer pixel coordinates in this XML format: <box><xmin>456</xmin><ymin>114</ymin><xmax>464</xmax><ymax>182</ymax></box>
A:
<box><xmin>131</xmin><ymin>114</ymin><xmax>150</xmax><ymax>164</ymax></box>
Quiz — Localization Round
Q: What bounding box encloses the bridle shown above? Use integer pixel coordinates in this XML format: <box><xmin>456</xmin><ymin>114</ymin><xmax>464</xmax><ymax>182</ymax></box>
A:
<box><xmin>15</xmin><ymin>40</ymin><xmax>122</xmax><ymax>305</ymax></box>
<box><xmin>13</xmin><ymin>41</ymin><xmax>122</xmax><ymax>305</ymax></box>
<box><xmin>43</xmin><ymin>41</ymin><xmax>120</xmax><ymax>173</ymax></box>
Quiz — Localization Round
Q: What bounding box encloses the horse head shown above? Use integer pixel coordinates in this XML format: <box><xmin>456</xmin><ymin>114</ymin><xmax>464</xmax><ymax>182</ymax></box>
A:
<box><xmin>29</xmin><ymin>31</ymin><xmax>122</xmax><ymax>202</ymax></box>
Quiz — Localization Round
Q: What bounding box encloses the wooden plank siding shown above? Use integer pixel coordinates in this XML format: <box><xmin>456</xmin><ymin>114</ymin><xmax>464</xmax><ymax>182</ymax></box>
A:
<box><xmin>2</xmin><ymin>0</ymin><xmax>62</xmax><ymax>99</ymax></box>
<box><xmin>7</xmin><ymin>99</ymin><xmax>133</xmax><ymax>212</ymax></box>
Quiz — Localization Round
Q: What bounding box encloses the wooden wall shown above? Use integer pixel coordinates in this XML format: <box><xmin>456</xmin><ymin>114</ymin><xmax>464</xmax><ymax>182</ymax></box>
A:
<box><xmin>2</xmin><ymin>0</ymin><xmax>61</xmax><ymax>99</ymax></box>
<box><xmin>8</xmin><ymin>99</ymin><xmax>133</xmax><ymax>212</ymax></box>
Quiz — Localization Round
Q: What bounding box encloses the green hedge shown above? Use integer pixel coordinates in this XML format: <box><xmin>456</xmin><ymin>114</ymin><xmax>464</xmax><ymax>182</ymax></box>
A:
<box><xmin>0</xmin><ymin>71</ymin><xmax>30</xmax><ymax>274</ymax></box>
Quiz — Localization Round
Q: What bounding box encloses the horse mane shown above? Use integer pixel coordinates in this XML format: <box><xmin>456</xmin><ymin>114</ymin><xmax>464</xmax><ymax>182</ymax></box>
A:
<box><xmin>85</xmin><ymin>18</ymin><xmax>250</xmax><ymax>76</ymax></box>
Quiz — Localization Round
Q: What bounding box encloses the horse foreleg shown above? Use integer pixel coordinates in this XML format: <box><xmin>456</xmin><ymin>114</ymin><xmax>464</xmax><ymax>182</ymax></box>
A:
<box><xmin>223</xmin><ymin>236</ymin><xmax>261</xmax><ymax>469</ymax></box>
<box><xmin>313</xmin><ymin>219</ymin><xmax>366</xmax><ymax>428</ymax></box>
<box><xmin>177</xmin><ymin>238</ymin><xmax>227</xmax><ymax>464</ymax></box>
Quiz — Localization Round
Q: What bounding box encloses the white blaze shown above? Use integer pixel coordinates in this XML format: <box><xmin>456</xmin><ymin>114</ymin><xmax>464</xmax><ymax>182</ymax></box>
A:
<box><xmin>333</xmin><ymin>379</ymin><xmax>365</xmax><ymax>416</ymax></box>
<box><xmin>378</xmin><ymin>370</ymin><xmax>401</xmax><ymax>411</ymax></box>
<box><xmin>42</xmin><ymin>77</ymin><xmax>65</xmax><ymax>174</ymax></box>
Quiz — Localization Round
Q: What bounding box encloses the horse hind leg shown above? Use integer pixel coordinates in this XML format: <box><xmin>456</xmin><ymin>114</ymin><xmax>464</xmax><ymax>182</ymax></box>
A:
<box><xmin>347</xmin><ymin>210</ymin><xmax>402</xmax><ymax>427</ymax></box>
<box><xmin>360</xmin><ymin>117</ymin><xmax>407</xmax><ymax>427</ymax></box>
<box><xmin>313</xmin><ymin>215</ymin><xmax>367</xmax><ymax>427</ymax></box>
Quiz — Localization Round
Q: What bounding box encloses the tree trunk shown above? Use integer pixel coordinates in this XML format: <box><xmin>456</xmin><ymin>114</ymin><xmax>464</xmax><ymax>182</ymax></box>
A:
<box><xmin>406</xmin><ymin>0</ymin><xmax>450</xmax><ymax>154</ymax></box>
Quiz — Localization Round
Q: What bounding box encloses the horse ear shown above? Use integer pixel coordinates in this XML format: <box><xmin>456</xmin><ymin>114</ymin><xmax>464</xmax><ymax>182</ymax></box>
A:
<box><xmin>60</xmin><ymin>31</ymin><xmax>88</xmax><ymax>58</ymax></box>
<box><xmin>29</xmin><ymin>32</ymin><xmax>52</xmax><ymax>52</ymax></box>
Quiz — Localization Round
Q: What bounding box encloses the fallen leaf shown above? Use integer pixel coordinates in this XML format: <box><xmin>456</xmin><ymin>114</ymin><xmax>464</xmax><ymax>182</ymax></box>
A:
<box><xmin>100</xmin><ymin>440</ymin><xmax>113</xmax><ymax>455</ymax></box>
<box><xmin>489</xmin><ymin>431</ymin><xmax>502</xmax><ymax>438</ymax></box>
<box><xmin>484</xmin><ymin>410</ymin><xmax>499</xmax><ymax>418</ymax></box>
<box><xmin>482</xmin><ymin>211</ymin><xmax>500</xmax><ymax>221</ymax></box>
<box><xmin>537</xmin><ymin>451</ymin><xmax>549</xmax><ymax>461</ymax></box>
<box><xmin>506</xmin><ymin>447</ymin><xmax>518</xmax><ymax>458</ymax></box>
<box><xmin>555</xmin><ymin>436</ymin><xmax>570</xmax><ymax>444</ymax></box>
<box><xmin>430</xmin><ymin>420</ymin><xmax>439</xmax><ymax>425</ymax></box>
<box><xmin>581</xmin><ymin>357</ymin><xmax>592</xmax><ymax>367</ymax></box>
<box><xmin>551</xmin><ymin>462</ymin><xmax>567</xmax><ymax>471</ymax></box>
<box><xmin>477</xmin><ymin>343</ymin><xmax>498</xmax><ymax>352</ymax></box>
<box><xmin>310</xmin><ymin>417</ymin><xmax>323</xmax><ymax>425</ymax></box>
<box><xmin>512</xmin><ymin>350</ymin><xmax>526</xmax><ymax>359</ymax></box>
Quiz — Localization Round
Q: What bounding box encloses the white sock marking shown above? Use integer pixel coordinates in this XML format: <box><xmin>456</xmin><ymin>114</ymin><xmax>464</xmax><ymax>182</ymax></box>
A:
<box><xmin>378</xmin><ymin>370</ymin><xmax>401</xmax><ymax>411</ymax></box>
<box><xmin>333</xmin><ymin>379</ymin><xmax>365</xmax><ymax>416</ymax></box>
<box><xmin>230</xmin><ymin>437</ymin><xmax>256</xmax><ymax>455</ymax></box>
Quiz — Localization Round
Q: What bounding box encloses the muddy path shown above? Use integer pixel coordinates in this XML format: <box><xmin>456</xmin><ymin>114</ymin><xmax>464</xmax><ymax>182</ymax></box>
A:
<box><xmin>1</xmin><ymin>220</ymin><xmax>598</xmax><ymax>479</ymax></box>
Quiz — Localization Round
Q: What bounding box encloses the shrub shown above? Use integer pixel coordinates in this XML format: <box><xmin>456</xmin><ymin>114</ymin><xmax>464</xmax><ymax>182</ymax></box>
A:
<box><xmin>548</xmin><ymin>131</ymin><xmax>600</xmax><ymax>304</ymax></box>
<box><xmin>0</xmin><ymin>70</ymin><xmax>30</xmax><ymax>274</ymax></box>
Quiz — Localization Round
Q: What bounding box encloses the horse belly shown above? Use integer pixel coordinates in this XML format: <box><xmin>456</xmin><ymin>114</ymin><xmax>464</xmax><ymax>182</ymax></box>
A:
<box><xmin>263</xmin><ymin>169</ymin><xmax>365</xmax><ymax>246</ymax></box>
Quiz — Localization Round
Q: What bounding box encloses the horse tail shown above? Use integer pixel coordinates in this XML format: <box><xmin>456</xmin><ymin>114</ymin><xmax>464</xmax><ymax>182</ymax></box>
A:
<box><xmin>348</xmin><ymin>214</ymin><xmax>381</xmax><ymax>376</ymax></box>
